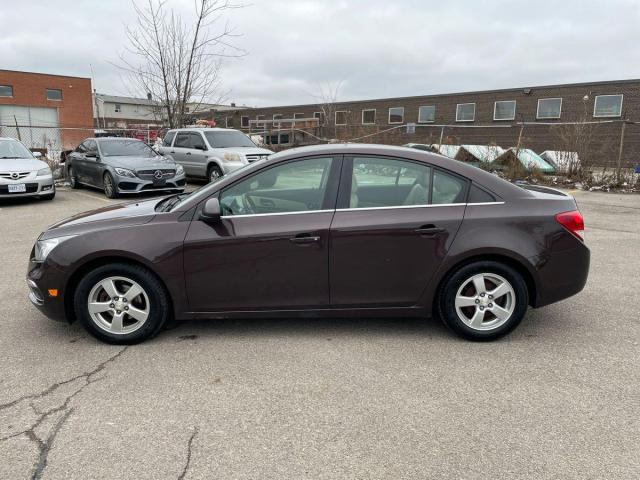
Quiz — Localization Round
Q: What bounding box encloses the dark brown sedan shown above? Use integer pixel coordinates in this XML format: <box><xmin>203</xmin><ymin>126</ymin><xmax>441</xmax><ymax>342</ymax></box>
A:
<box><xmin>27</xmin><ymin>144</ymin><xmax>589</xmax><ymax>344</ymax></box>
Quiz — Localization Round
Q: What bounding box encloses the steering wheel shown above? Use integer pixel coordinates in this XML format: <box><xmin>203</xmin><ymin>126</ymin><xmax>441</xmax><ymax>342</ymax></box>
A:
<box><xmin>241</xmin><ymin>193</ymin><xmax>257</xmax><ymax>214</ymax></box>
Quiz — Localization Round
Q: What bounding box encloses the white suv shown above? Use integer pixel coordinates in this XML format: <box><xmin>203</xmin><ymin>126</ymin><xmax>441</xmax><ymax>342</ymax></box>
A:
<box><xmin>159</xmin><ymin>128</ymin><xmax>273</xmax><ymax>182</ymax></box>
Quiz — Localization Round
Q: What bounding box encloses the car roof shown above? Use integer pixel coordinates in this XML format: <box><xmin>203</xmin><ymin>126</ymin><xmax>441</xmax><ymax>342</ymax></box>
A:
<box><xmin>167</xmin><ymin>128</ymin><xmax>238</xmax><ymax>132</ymax></box>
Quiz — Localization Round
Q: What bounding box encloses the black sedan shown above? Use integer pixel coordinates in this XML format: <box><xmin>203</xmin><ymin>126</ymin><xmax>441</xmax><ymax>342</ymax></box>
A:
<box><xmin>67</xmin><ymin>137</ymin><xmax>186</xmax><ymax>198</ymax></box>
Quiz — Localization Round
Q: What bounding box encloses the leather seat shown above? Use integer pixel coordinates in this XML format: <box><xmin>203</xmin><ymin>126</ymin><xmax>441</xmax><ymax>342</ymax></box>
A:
<box><xmin>403</xmin><ymin>170</ymin><xmax>430</xmax><ymax>206</ymax></box>
<box><xmin>350</xmin><ymin>175</ymin><xmax>359</xmax><ymax>208</ymax></box>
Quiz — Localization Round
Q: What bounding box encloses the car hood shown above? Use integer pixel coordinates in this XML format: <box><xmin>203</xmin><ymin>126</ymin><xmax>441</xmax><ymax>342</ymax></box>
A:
<box><xmin>103</xmin><ymin>155</ymin><xmax>178</xmax><ymax>170</ymax></box>
<box><xmin>0</xmin><ymin>158</ymin><xmax>48</xmax><ymax>172</ymax></box>
<box><xmin>42</xmin><ymin>197</ymin><xmax>161</xmax><ymax>239</ymax></box>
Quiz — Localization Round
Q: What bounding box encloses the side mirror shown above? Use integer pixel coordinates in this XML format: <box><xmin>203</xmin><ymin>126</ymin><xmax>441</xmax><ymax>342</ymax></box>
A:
<box><xmin>32</xmin><ymin>151</ymin><xmax>42</xmax><ymax>159</ymax></box>
<box><xmin>200</xmin><ymin>198</ymin><xmax>221</xmax><ymax>223</ymax></box>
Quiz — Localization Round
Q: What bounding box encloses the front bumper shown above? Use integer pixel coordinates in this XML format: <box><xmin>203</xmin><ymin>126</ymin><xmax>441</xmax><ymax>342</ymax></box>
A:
<box><xmin>27</xmin><ymin>258</ymin><xmax>69</xmax><ymax>322</ymax></box>
<box><xmin>116</xmin><ymin>172</ymin><xmax>186</xmax><ymax>194</ymax></box>
<box><xmin>0</xmin><ymin>175</ymin><xmax>55</xmax><ymax>198</ymax></box>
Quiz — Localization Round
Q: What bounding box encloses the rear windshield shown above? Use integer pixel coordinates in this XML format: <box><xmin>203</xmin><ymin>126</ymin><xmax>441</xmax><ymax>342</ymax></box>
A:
<box><xmin>98</xmin><ymin>139</ymin><xmax>155</xmax><ymax>157</ymax></box>
<box><xmin>0</xmin><ymin>140</ymin><xmax>33</xmax><ymax>159</ymax></box>
<box><xmin>204</xmin><ymin>131</ymin><xmax>256</xmax><ymax>148</ymax></box>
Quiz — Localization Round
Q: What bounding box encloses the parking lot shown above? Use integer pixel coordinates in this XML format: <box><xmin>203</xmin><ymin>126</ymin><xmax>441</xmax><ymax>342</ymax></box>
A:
<box><xmin>0</xmin><ymin>186</ymin><xmax>638</xmax><ymax>479</ymax></box>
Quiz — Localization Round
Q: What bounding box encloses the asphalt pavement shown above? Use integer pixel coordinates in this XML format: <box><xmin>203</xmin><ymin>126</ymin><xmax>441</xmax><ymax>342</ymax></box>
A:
<box><xmin>0</xmin><ymin>186</ymin><xmax>638</xmax><ymax>479</ymax></box>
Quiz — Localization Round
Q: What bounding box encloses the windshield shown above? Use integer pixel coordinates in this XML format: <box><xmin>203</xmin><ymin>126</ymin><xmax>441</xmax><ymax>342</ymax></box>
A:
<box><xmin>0</xmin><ymin>140</ymin><xmax>33</xmax><ymax>159</ymax></box>
<box><xmin>204</xmin><ymin>131</ymin><xmax>256</xmax><ymax>148</ymax></box>
<box><xmin>98</xmin><ymin>139</ymin><xmax>156</xmax><ymax>157</ymax></box>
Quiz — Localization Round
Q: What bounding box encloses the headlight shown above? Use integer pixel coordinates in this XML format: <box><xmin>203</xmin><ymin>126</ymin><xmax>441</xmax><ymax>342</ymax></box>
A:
<box><xmin>33</xmin><ymin>235</ymin><xmax>76</xmax><ymax>263</ymax></box>
<box><xmin>222</xmin><ymin>153</ymin><xmax>241</xmax><ymax>162</ymax></box>
<box><xmin>114</xmin><ymin>167</ymin><xmax>136</xmax><ymax>178</ymax></box>
<box><xmin>175</xmin><ymin>164</ymin><xmax>184</xmax><ymax>175</ymax></box>
<box><xmin>37</xmin><ymin>167</ymin><xmax>52</xmax><ymax>177</ymax></box>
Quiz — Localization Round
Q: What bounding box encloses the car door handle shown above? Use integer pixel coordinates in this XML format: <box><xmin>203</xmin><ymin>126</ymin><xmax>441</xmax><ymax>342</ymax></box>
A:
<box><xmin>170</xmin><ymin>151</ymin><xmax>175</xmax><ymax>154</ymax></box>
<box><xmin>290</xmin><ymin>233</ymin><xmax>321</xmax><ymax>244</ymax></box>
<box><xmin>414</xmin><ymin>224</ymin><xmax>445</xmax><ymax>235</ymax></box>
<box><xmin>186</xmin><ymin>152</ymin><xmax>191</xmax><ymax>155</ymax></box>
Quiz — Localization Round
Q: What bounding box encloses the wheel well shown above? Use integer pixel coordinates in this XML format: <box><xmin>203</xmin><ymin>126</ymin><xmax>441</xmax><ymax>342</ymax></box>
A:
<box><xmin>207</xmin><ymin>162</ymin><xmax>222</xmax><ymax>174</ymax></box>
<box><xmin>64</xmin><ymin>256</ymin><xmax>173</xmax><ymax>323</ymax></box>
<box><xmin>433</xmin><ymin>254</ymin><xmax>537</xmax><ymax>314</ymax></box>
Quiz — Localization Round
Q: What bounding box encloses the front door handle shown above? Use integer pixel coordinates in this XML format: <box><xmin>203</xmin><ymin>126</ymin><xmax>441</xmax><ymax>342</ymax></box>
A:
<box><xmin>414</xmin><ymin>224</ymin><xmax>445</xmax><ymax>235</ymax></box>
<box><xmin>290</xmin><ymin>233</ymin><xmax>321</xmax><ymax>245</ymax></box>
<box><xmin>186</xmin><ymin>152</ymin><xmax>192</xmax><ymax>155</ymax></box>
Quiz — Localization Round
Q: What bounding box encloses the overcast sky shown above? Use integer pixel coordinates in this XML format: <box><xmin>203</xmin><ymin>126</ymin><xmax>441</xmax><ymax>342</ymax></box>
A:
<box><xmin>1</xmin><ymin>0</ymin><xmax>639</xmax><ymax>107</ymax></box>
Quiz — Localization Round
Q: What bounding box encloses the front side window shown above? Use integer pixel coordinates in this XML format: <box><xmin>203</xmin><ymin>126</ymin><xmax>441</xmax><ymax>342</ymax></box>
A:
<box><xmin>46</xmin><ymin>89</ymin><xmax>63</xmax><ymax>101</ymax></box>
<box><xmin>593</xmin><ymin>94</ymin><xmax>623</xmax><ymax>118</ymax></box>
<box><xmin>494</xmin><ymin>100</ymin><xmax>516</xmax><ymax>120</ymax></box>
<box><xmin>335</xmin><ymin>111</ymin><xmax>347</xmax><ymax>125</ymax></box>
<box><xmin>190</xmin><ymin>133</ymin><xmax>206</xmax><ymax>149</ymax></box>
<box><xmin>537</xmin><ymin>98</ymin><xmax>562</xmax><ymax>119</ymax></box>
<box><xmin>220</xmin><ymin>157</ymin><xmax>333</xmax><ymax>216</ymax></box>
<box><xmin>418</xmin><ymin>105</ymin><xmax>435</xmax><ymax>123</ymax></box>
<box><xmin>456</xmin><ymin>103</ymin><xmax>475</xmax><ymax>122</ymax></box>
<box><xmin>204</xmin><ymin>131</ymin><xmax>256</xmax><ymax>148</ymax></box>
<box><xmin>349</xmin><ymin>157</ymin><xmax>431</xmax><ymax>208</ymax></box>
<box><xmin>163</xmin><ymin>131</ymin><xmax>176</xmax><ymax>147</ymax></box>
<box><xmin>174</xmin><ymin>132</ymin><xmax>190</xmax><ymax>148</ymax></box>
<box><xmin>0</xmin><ymin>85</ymin><xmax>14</xmax><ymax>97</ymax></box>
<box><xmin>388</xmin><ymin>107</ymin><xmax>404</xmax><ymax>124</ymax></box>
<box><xmin>98</xmin><ymin>139</ymin><xmax>155</xmax><ymax>157</ymax></box>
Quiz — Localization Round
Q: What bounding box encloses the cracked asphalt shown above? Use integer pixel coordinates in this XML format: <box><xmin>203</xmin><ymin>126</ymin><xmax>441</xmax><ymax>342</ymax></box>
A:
<box><xmin>0</xmin><ymin>186</ymin><xmax>639</xmax><ymax>479</ymax></box>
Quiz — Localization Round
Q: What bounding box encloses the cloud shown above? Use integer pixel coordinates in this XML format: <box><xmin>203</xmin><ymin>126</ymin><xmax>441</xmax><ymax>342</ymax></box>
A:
<box><xmin>1</xmin><ymin>0</ymin><xmax>638</xmax><ymax>106</ymax></box>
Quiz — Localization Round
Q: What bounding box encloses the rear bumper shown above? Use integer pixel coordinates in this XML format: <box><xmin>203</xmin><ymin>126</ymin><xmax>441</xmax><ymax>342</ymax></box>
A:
<box><xmin>530</xmin><ymin>242</ymin><xmax>590</xmax><ymax>308</ymax></box>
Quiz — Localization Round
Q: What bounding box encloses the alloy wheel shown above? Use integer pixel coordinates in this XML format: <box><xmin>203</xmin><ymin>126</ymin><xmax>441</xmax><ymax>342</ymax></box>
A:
<box><xmin>87</xmin><ymin>276</ymin><xmax>150</xmax><ymax>334</ymax></box>
<box><xmin>104</xmin><ymin>174</ymin><xmax>114</xmax><ymax>196</ymax></box>
<box><xmin>454</xmin><ymin>273</ymin><xmax>516</xmax><ymax>331</ymax></box>
<box><xmin>209</xmin><ymin>168</ymin><xmax>221</xmax><ymax>182</ymax></box>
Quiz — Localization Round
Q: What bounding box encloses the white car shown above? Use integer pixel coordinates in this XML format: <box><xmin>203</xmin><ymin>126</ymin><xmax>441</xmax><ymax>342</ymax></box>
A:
<box><xmin>0</xmin><ymin>137</ymin><xmax>55</xmax><ymax>200</ymax></box>
<box><xmin>159</xmin><ymin>128</ymin><xmax>273</xmax><ymax>183</ymax></box>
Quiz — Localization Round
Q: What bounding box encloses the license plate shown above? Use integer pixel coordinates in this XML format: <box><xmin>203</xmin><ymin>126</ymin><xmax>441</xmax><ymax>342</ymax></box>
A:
<box><xmin>8</xmin><ymin>184</ymin><xmax>26</xmax><ymax>193</ymax></box>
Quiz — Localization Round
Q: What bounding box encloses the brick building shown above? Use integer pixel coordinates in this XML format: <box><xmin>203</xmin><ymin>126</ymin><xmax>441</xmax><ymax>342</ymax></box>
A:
<box><xmin>218</xmin><ymin>79</ymin><xmax>640</xmax><ymax>168</ymax></box>
<box><xmin>0</xmin><ymin>69</ymin><xmax>93</xmax><ymax>153</ymax></box>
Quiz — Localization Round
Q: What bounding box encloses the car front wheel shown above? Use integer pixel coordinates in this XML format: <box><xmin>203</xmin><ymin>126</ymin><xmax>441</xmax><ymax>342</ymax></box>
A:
<box><xmin>68</xmin><ymin>166</ymin><xmax>80</xmax><ymax>189</ymax></box>
<box><xmin>74</xmin><ymin>263</ymin><xmax>171</xmax><ymax>344</ymax></box>
<box><xmin>438</xmin><ymin>261</ymin><xmax>528</xmax><ymax>341</ymax></box>
<box><xmin>207</xmin><ymin>164</ymin><xmax>223</xmax><ymax>183</ymax></box>
<box><xmin>103</xmin><ymin>172</ymin><xmax>118</xmax><ymax>199</ymax></box>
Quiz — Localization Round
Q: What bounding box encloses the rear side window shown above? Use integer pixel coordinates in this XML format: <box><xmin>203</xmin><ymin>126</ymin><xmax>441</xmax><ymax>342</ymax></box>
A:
<box><xmin>174</xmin><ymin>132</ymin><xmax>190</xmax><ymax>148</ymax></box>
<box><xmin>163</xmin><ymin>131</ymin><xmax>176</xmax><ymax>147</ymax></box>
<box><xmin>468</xmin><ymin>184</ymin><xmax>496</xmax><ymax>203</ymax></box>
<box><xmin>432</xmin><ymin>170</ymin><xmax>467</xmax><ymax>204</ymax></box>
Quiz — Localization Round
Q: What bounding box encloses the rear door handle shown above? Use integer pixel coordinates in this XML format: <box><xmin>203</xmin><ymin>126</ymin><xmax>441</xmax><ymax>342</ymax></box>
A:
<box><xmin>186</xmin><ymin>152</ymin><xmax>191</xmax><ymax>155</ymax></box>
<box><xmin>290</xmin><ymin>233</ymin><xmax>321</xmax><ymax>245</ymax></box>
<box><xmin>414</xmin><ymin>224</ymin><xmax>445</xmax><ymax>235</ymax></box>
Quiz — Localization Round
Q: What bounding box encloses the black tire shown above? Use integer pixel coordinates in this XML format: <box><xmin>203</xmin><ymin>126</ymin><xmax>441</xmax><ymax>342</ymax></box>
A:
<box><xmin>68</xmin><ymin>166</ymin><xmax>81</xmax><ymax>189</ymax></box>
<box><xmin>207</xmin><ymin>164</ymin><xmax>223</xmax><ymax>183</ymax></box>
<box><xmin>437</xmin><ymin>260</ymin><xmax>528</xmax><ymax>341</ymax></box>
<box><xmin>74</xmin><ymin>263</ymin><xmax>171</xmax><ymax>344</ymax></box>
<box><xmin>103</xmin><ymin>171</ymin><xmax>119</xmax><ymax>199</ymax></box>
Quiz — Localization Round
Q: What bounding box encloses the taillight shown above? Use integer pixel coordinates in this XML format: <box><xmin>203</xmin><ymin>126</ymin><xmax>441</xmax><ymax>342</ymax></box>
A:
<box><xmin>555</xmin><ymin>210</ymin><xmax>585</xmax><ymax>241</ymax></box>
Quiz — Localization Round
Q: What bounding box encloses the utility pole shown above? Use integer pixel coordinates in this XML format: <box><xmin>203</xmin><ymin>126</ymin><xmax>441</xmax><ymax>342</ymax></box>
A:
<box><xmin>615</xmin><ymin>120</ymin><xmax>626</xmax><ymax>184</ymax></box>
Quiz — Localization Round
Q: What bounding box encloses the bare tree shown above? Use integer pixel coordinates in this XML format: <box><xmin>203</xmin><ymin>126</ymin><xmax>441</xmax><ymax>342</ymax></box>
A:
<box><xmin>307</xmin><ymin>80</ymin><xmax>344</xmax><ymax>140</ymax></box>
<box><xmin>118</xmin><ymin>0</ymin><xmax>244</xmax><ymax>128</ymax></box>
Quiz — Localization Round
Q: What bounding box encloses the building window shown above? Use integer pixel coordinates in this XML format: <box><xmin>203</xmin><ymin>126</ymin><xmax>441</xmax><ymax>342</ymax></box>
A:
<box><xmin>46</xmin><ymin>88</ymin><xmax>63</xmax><ymax>101</ymax></box>
<box><xmin>493</xmin><ymin>100</ymin><xmax>516</xmax><ymax>121</ymax></box>
<box><xmin>293</xmin><ymin>113</ymin><xmax>305</xmax><ymax>119</ymax></box>
<box><xmin>225</xmin><ymin>117</ymin><xmax>234</xmax><ymax>128</ymax></box>
<box><xmin>114</xmin><ymin>104</ymin><xmax>122</xmax><ymax>113</ymax></box>
<box><xmin>313</xmin><ymin>111</ymin><xmax>325</xmax><ymax>125</ymax></box>
<box><xmin>418</xmin><ymin>105</ymin><xmax>435</xmax><ymax>123</ymax></box>
<box><xmin>0</xmin><ymin>85</ymin><xmax>13</xmax><ymax>97</ymax></box>
<box><xmin>335</xmin><ymin>111</ymin><xmax>347</xmax><ymax>126</ymax></box>
<box><xmin>456</xmin><ymin>103</ymin><xmax>475</xmax><ymax>122</ymax></box>
<box><xmin>185</xmin><ymin>106</ymin><xmax>190</xmax><ymax>113</ymax></box>
<box><xmin>593</xmin><ymin>94</ymin><xmax>623</xmax><ymax>118</ymax></box>
<box><xmin>388</xmin><ymin>107</ymin><xmax>404</xmax><ymax>124</ymax></box>
<box><xmin>362</xmin><ymin>109</ymin><xmax>376</xmax><ymax>125</ymax></box>
<box><xmin>241</xmin><ymin>116</ymin><xmax>250</xmax><ymax>128</ymax></box>
<box><xmin>537</xmin><ymin>98</ymin><xmax>562</xmax><ymax>119</ymax></box>
<box><xmin>256</xmin><ymin>115</ymin><xmax>266</xmax><ymax>128</ymax></box>
<box><xmin>273</xmin><ymin>114</ymin><xmax>283</xmax><ymax>127</ymax></box>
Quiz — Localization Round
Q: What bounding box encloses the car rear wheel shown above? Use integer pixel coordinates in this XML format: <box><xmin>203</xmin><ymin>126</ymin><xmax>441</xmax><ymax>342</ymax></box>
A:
<box><xmin>68</xmin><ymin>166</ymin><xmax>80</xmax><ymax>189</ymax></box>
<box><xmin>438</xmin><ymin>261</ymin><xmax>528</xmax><ymax>341</ymax></box>
<box><xmin>74</xmin><ymin>263</ymin><xmax>171</xmax><ymax>344</ymax></box>
<box><xmin>207</xmin><ymin>164</ymin><xmax>223</xmax><ymax>183</ymax></box>
<box><xmin>103</xmin><ymin>172</ymin><xmax>118</xmax><ymax>199</ymax></box>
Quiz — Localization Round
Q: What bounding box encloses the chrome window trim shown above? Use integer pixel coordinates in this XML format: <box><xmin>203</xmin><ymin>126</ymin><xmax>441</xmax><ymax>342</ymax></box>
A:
<box><xmin>218</xmin><ymin>202</ymin><xmax>505</xmax><ymax>219</ymax></box>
